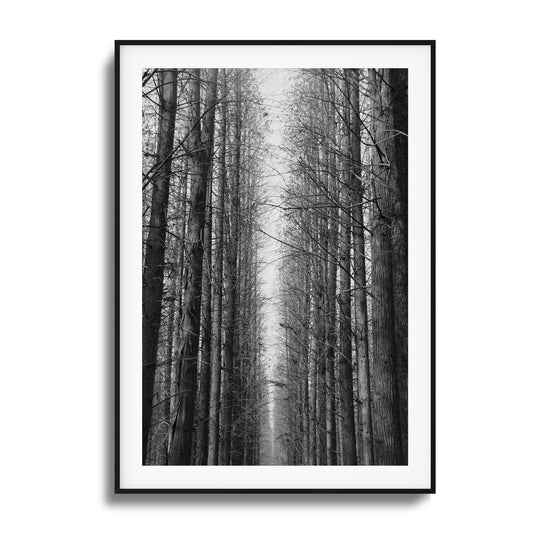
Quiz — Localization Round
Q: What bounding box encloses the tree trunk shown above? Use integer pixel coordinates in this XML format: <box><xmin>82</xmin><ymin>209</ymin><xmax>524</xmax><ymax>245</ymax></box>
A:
<box><xmin>389</xmin><ymin>68</ymin><xmax>409</xmax><ymax>462</ymax></box>
<box><xmin>207</xmin><ymin>70</ymin><xmax>227</xmax><ymax>465</ymax></box>
<box><xmin>161</xmin><ymin>225</ymin><xmax>178</xmax><ymax>464</ymax></box>
<box><xmin>325</xmin><ymin>88</ymin><xmax>338</xmax><ymax>465</ymax></box>
<box><xmin>308</xmin><ymin>261</ymin><xmax>318</xmax><ymax>465</ymax></box>
<box><xmin>220</xmin><ymin>70</ymin><xmax>242</xmax><ymax>465</ymax></box>
<box><xmin>142</xmin><ymin>68</ymin><xmax>178</xmax><ymax>464</ymax></box>
<box><xmin>338</xmin><ymin>70</ymin><xmax>357</xmax><ymax>464</ymax></box>
<box><xmin>316</xmin><ymin>250</ymin><xmax>327</xmax><ymax>465</ymax></box>
<box><xmin>302</xmin><ymin>273</ymin><xmax>311</xmax><ymax>465</ymax></box>
<box><xmin>195</xmin><ymin>176</ymin><xmax>213</xmax><ymax>464</ymax></box>
<box><xmin>348</xmin><ymin>69</ymin><xmax>374</xmax><ymax>465</ymax></box>
<box><xmin>170</xmin><ymin>168</ymin><xmax>189</xmax><ymax>418</ymax></box>
<box><xmin>168</xmin><ymin>68</ymin><xmax>218</xmax><ymax>465</ymax></box>
<box><xmin>315</xmin><ymin>151</ymin><xmax>328</xmax><ymax>466</ymax></box>
<box><xmin>368</xmin><ymin>68</ymin><xmax>403</xmax><ymax>465</ymax></box>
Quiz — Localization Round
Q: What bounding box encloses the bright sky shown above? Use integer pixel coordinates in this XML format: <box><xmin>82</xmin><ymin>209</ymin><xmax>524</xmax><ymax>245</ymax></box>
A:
<box><xmin>254</xmin><ymin>69</ymin><xmax>295</xmax><ymax>458</ymax></box>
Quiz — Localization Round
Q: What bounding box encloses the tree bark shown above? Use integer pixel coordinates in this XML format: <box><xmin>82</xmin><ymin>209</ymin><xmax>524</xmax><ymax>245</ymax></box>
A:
<box><xmin>168</xmin><ymin>68</ymin><xmax>218</xmax><ymax>465</ymax></box>
<box><xmin>302</xmin><ymin>273</ymin><xmax>311</xmax><ymax>465</ymax></box>
<box><xmin>207</xmin><ymin>70</ymin><xmax>227</xmax><ymax>465</ymax></box>
<box><xmin>325</xmin><ymin>86</ymin><xmax>338</xmax><ymax>466</ymax></box>
<box><xmin>220</xmin><ymin>70</ymin><xmax>241</xmax><ymax>465</ymax></box>
<box><xmin>389</xmin><ymin>68</ymin><xmax>409</xmax><ymax>462</ymax></box>
<box><xmin>368</xmin><ymin>68</ymin><xmax>403</xmax><ymax>465</ymax></box>
<box><xmin>142</xmin><ymin>68</ymin><xmax>178</xmax><ymax>464</ymax></box>
<box><xmin>347</xmin><ymin>69</ymin><xmax>374</xmax><ymax>465</ymax></box>
<box><xmin>308</xmin><ymin>260</ymin><xmax>318</xmax><ymax>465</ymax></box>
<box><xmin>195</xmin><ymin>176</ymin><xmax>213</xmax><ymax>464</ymax></box>
<box><xmin>315</xmin><ymin>146</ymin><xmax>328</xmax><ymax>466</ymax></box>
<box><xmin>338</xmin><ymin>70</ymin><xmax>357</xmax><ymax>464</ymax></box>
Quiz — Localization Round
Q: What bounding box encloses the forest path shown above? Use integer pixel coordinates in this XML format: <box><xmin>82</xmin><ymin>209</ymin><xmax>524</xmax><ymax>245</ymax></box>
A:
<box><xmin>254</xmin><ymin>69</ymin><xmax>294</xmax><ymax>465</ymax></box>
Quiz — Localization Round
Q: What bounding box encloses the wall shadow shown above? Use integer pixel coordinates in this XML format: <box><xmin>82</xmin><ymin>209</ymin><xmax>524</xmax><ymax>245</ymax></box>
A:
<box><xmin>102</xmin><ymin>52</ymin><xmax>116</xmax><ymax>505</ymax></box>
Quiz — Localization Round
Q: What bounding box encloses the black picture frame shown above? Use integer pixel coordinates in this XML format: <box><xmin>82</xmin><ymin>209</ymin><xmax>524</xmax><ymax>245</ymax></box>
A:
<box><xmin>115</xmin><ymin>40</ymin><xmax>435</xmax><ymax>494</ymax></box>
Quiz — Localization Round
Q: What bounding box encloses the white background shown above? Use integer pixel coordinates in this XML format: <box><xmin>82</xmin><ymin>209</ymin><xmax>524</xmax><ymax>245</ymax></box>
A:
<box><xmin>1</xmin><ymin>0</ymin><xmax>532</xmax><ymax>531</ymax></box>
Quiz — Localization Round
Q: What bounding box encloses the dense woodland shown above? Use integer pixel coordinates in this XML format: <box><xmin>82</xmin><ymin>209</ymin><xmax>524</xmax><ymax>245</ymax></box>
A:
<box><xmin>141</xmin><ymin>67</ymin><xmax>408</xmax><ymax>465</ymax></box>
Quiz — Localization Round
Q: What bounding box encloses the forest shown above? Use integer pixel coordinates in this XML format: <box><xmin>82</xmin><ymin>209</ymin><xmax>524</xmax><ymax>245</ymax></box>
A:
<box><xmin>142</xmin><ymin>67</ymin><xmax>408</xmax><ymax>466</ymax></box>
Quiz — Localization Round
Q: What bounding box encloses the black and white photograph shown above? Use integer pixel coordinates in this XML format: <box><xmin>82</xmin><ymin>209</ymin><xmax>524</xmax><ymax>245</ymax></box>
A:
<box><xmin>142</xmin><ymin>66</ymin><xmax>409</xmax><ymax>467</ymax></box>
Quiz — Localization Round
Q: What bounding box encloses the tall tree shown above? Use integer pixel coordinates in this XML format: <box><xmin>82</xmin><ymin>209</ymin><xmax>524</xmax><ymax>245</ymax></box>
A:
<box><xmin>389</xmin><ymin>69</ymin><xmax>409</xmax><ymax>461</ymax></box>
<box><xmin>168</xmin><ymin>68</ymin><xmax>218</xmax><ymax>465</ymax></box>
<box><xmin>348</xmin><ymin>69</ymin><xmax>374</xmax><ymax>464</ymax></box>
<box><xmin>142</xmin><ymin>68</ymin><xmax>178</xmax><ymax>464</ymax></box>
<box><xmin>368</xmin><ymin>68</ymin><xmax>403</xmax><ymax>465</ymax></box>
<box><xmin>195</xmin><ymin>176</ymin><xmax>213</xmax><ymax>464</ymax></box>
<box><xmin>220</xmin><ymin>70</ymin><xmax>242</xmax><ymax>465</ymax></box>
<box><xmin>207</xmin><ymin>70</ymin><xmax>227</xmax><ymax>465</ymax></box>
<box><xmin>337</xmin><ymin>69</ymin><xmax>357</xmax><ymax>464</ymax></box>
<box><xmin>325</xmin><ymin>79</ymin><xmax>338</xmax><ymax>466</ymax></box>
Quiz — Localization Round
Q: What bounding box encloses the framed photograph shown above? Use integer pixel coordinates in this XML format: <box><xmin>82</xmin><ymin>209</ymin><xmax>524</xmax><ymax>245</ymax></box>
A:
<box><xmin>115</xmin><ymin>40</ymin><xmax>435</xmax><ymax>493</ymax></box>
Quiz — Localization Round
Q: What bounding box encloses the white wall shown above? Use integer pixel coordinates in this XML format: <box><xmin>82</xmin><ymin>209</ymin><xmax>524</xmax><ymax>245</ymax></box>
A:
<box><xmin>1</xmin><ymin>1</ymin><xmax>531</xmax><ymax>531</ymax></box>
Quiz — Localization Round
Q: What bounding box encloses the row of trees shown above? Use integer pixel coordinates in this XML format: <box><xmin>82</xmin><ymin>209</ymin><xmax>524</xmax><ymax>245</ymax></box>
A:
<box><xmin>277</xmin><ymin>68</ymin><xmax>408</xmax><ymax>465</ymax></box>
<box><xmin>142</xmin><ymin>68</ymin><xmax>268</xmax><ymax>465</ymax></box>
